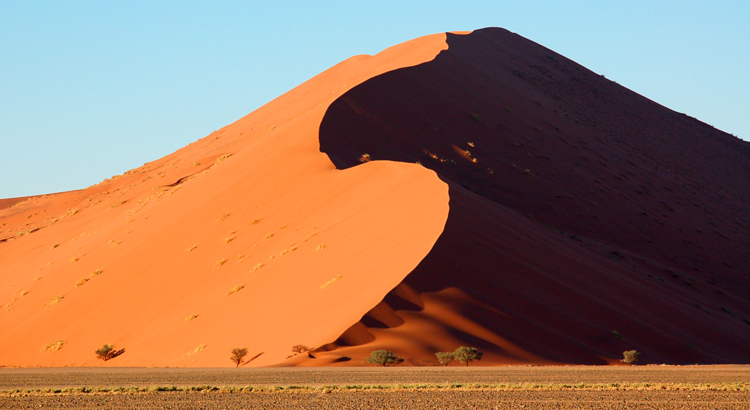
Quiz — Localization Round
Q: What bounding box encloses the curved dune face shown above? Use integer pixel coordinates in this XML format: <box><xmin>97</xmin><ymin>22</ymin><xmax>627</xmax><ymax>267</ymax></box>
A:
<box><xmin>318</xmin><ymin>28</ymin><xmax>750</xmax><ymax>365</ymax></box>
<box><xmin>0</xmin><ymin>34</ymin><xmax>450</xmax><ymax>367</ymax></box>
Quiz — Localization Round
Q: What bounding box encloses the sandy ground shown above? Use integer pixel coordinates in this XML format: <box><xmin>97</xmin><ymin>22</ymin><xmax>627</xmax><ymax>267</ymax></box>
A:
<box><xmin>1</xmin><ymin>366</ymin><xmax>748</xmax><ymax>409</ymax></box>
<box><xmin>3</xmin><ymin>390</ymin><xmax>749</xmax><ymax>410</ymax></box>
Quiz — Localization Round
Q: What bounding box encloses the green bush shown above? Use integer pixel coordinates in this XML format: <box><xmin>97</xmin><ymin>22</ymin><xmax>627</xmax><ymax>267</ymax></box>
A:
<box><xmin>435</xmin><ymin>352</ymin><xmax>454</xmax><ymax>366</ymax></box>
<box><xmin>95</xmin><ymin>344</ymin><xmax>125</xmax><ymax>361</ymax></box>
<box><xmin>365</xmin><ymin>350</ymin><xmax>403</xmax><ymax>366</ymax></box>
<box><xmin>453</xmin><ymin>346</ymin><xmax>483</xmax><ymax>366</ymax></box>
<box><xmin>621</xmin><ymin>350</ymin><xmax>641</xmax><ymax>365</ymax></box>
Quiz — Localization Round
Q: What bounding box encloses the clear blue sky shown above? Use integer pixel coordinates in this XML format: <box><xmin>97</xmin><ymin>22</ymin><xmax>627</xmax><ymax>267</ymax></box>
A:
<box><xmin>2</xmin><ymin>1</ymin><xmax>748</xmax><ymax>198</ymax></box>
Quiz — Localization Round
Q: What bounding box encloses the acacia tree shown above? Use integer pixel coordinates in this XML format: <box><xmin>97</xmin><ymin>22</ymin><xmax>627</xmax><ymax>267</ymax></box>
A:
<box><xmin>435</xmin><ymin>352</ymin><xmax>454</xmax><ymax>366</ymax></box>
<box><xmin>230</xmin><ymin>347</ymin><xmax>248</xmax><ymax>367</ymax></box>
<box><xmin>453</xmin><ymin>346</ymin><xmax>483</xmax><ymax>366</ymax></box>
<box><xmin>291</xmin><ymin>345</ymin><xmax>311</xmax><ymax>354</ymax></box>
<box><xmin>621</xmin><ymin>350</ymin><xmax>641</xmax><ymax>365</ymax></box>
<box><xmin>366</xmin><ymin>350</ymin><xmax>403</xmax><ymax>366</ymax></box>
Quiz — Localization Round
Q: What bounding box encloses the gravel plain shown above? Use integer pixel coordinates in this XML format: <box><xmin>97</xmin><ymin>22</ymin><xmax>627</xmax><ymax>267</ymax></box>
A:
<box><xmin>1</xmin><ymin>365</ymin><xmax>748</xmax><ymax>409</ymax></box>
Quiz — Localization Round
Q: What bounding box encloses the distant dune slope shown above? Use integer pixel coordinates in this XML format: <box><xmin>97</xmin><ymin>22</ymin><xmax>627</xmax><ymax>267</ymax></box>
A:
<box><xmin>0</xmin><ymin>33</ymin><xmax>451</xmax><ymax>367</ymax></box>
<box><xmin>317</xmin><ymin>28</ymin><xmax>750</xmax><ymax>364</ymax></box>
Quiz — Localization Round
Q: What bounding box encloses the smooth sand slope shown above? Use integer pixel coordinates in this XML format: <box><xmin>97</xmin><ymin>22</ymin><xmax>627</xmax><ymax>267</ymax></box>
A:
<box><xmin>0</xmin><ymin>33</ymin><xmax>451</xmax><ymax>367</ymax></box>
<box><xmin>2</xmin><ymin>28</ymin><xmax>749</xmax><ymax>367</ymax></box>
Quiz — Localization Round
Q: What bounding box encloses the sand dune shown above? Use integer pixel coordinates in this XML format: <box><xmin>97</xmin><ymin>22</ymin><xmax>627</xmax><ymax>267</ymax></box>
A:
<box><xmin>315</xmin><ymin>28</ymin><xmax>750</xmax><ymax>365</ymax></box>
<box><xmin>1</xmin><ymin>28</ymin><xmax>748</xmax><ymax>367</ymax></box>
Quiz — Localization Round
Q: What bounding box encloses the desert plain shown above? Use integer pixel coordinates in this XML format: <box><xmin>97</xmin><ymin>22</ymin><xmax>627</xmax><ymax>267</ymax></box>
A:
<box><xmin>2</xmin><ymin>366</ymin><xmax>749</xmax><ymax>409</ymax></box>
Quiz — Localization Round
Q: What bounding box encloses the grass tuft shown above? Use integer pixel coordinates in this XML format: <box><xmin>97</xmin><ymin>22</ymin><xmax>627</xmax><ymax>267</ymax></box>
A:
<box><xmin>226</xmin><ymin>285</ymin><xmax>244</xmax><ymax>296</ymax></box>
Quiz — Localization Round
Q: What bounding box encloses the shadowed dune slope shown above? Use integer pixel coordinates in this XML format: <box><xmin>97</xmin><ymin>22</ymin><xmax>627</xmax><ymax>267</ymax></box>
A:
<box><xmin>317</xmin><ymin>28</ymin><xmax>750</xmax><ymax>365</ymax></box>
<box><xmin>0</xmin><ymin>33</ymin><xmax>451</xmax><ymax>367</ymax></box>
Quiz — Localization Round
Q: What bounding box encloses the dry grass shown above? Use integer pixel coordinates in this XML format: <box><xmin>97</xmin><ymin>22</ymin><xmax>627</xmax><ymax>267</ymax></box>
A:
<box><xmin>4</xmin><ymin>381</ymin><xmax>748</xmax><ymax>397</ymax></box>
<box><xmin>45</xmin><ymin>296</ymin><xmax>63</xmax><ymax>307</ymax></box>
<box><xmin>76</xmin><ymin>278</ymin><xmax>89</xmax><ymax>287</ymax></box>
<box><xmin>42</xmin><ymin>340</ymin><xmax>66</xmax><ymax>352</ymax></box>
<box><xmin>217</xmin><ymin>213</ymin><xmax>230</xmax><ymax>223</ymax></box>
<box><xmin>226</xmin><ymin>285</ymin><xmax>244</xmax><ymax>297</ymax></box>
<box><xmin>185</xmin><ymin>345</ymin><xmax>206</xmax><ymax>356</ymax></box>
<box><xmin>216</xmin><ymin>259</ymin><xmax>228</xmax><ymax>266</ymax></box>
<box><xmin>314</xmin><ymin>244</ymin><xmax>325</xmax><ymax>251</ymax></box>
<box><xmin>184</xmin><ymin>314</ymin><xmax>198</xmax><ymax>322</ymax></box>
<box><xmin>320</xmin><ymin>275</ymin><xmax>342</xmax><ymax>289</ymax></box>
<box><xmin>264</xmin><ymin>233</ymin><xmax>274</xmax><ymax>239</ymax></box>
<box><xmin>252</xmin><ymin>263</ymin><xmax>265</xmax><ymax>272</ymax></box>
<box><xmin>185</xmin><ymin>245</ymin><xmax>197</xmax><ymax>253</ymax></box>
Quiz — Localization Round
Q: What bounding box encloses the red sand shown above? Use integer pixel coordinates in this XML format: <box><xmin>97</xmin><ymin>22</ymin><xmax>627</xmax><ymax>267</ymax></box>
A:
<box><xmin>1</xmin><ymin>28</ymin><xmax>749</xmax><ymax>368</ymax></box>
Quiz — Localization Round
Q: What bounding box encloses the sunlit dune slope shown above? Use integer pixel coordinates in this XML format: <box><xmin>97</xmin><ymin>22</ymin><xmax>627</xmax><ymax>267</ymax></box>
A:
<box><xmin>0</xmin><ymin>34</ymin><xmax>451</xmax><ymax>367</ymax></box>
<box><xmin>315</xmin><ymin>28</ymin><xmax>750</xmax><ymax>365</ymax></box>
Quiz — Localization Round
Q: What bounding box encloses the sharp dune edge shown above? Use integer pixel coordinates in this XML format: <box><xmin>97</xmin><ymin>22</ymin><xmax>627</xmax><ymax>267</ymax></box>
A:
<box><xmin>2</xmin><ymin>28</ymin><xmax>749</xmax><ymax>367</ymax></box>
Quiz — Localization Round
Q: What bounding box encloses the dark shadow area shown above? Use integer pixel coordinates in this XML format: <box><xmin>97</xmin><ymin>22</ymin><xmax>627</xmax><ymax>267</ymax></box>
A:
<box><xmin>318</xmin><ymin>28</ymin><xmax>750</xmax><ymax>364</ymax></box>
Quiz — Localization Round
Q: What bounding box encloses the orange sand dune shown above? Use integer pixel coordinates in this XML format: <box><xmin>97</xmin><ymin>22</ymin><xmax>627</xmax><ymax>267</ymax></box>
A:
<box><xmin>0</xmin><ymin>33</ymin><xmax>451</xmax><ymax>367</ymax></box>
<box><xmin>2</xmin><ymin>28</ymin><xmax>749</xmax><ymax>368</ymax></box>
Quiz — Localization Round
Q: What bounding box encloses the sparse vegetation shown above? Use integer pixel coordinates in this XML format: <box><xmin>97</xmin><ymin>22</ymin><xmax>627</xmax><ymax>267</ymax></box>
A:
<box><xmin>291</xmin><ymin>345</ymin><xmax>311</xmax><ymax>354</ymax></box>
<box><xmin>45</xmin><ymin>296</ymin><xmax>63</xmax><ymax>307</ymax></box>
<box><xmin>622</xmin><ymin>350</ymin><xmax>641</xmax><ymax>365</ymax></box>
<box><xmin>453</xmin><ymin>346</ymin><xmax>483</xmax><ymax>366</ymax></box>
<box><xmin>320</xmin><ymin>275</ymin><xmax>342</xmax><ymax>289</ymax></box>
<box><xmin>435</xmin><ymin>352</ymin><xmax>454</xmax><ymax>366</ymax></box>
<box><xmin>366</xmin><ymin>350</ymin><xmax>403</xmax><ymax>366</ymax></box>
<box><xmin>186</xmin><ymin>344</ymin><xmax>205</xmax><ymax>356</ymax></box>
<box><xmin>230</xmin><ymin>348</ymin><xmax>248</xmax><ymax>367</ymax></box>
<box><xmin>610</xmin><ymin>330</ymin><xmax>623</xmax><ymax>340</ymax></box>
<box><xmin>185</xmin><ymin>314</ymin><xmax>198</xmax><ymax>322</ymax></box>
<box><xmin>95</xmin><ymin>344</ymin><xmax>125</xmax><ymax>361</ymax></box>
<box><xmin>217</xmin><ymin>213</ymin><xmax>230</xmax><ymax>222</ymax></box>
<box><xmin>226</xmin><ymin>285</ymin><xmax>244</xmax><ymax>296</ymax></box>
<box><xmin>42</xmin><ymin>340</ymin><xmax>66</xmax><ymax>352</ymax></box>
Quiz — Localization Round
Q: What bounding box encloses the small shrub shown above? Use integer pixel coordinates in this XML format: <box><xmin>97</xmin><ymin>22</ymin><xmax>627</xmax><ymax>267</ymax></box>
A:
<box><xmin>230</xmin><ymin>347</ymin><xmax>248</xmax><ymax>367</ymax></box>
<box><xmin>95</xmin><ymin>344</ymin><xmax>125</xmax><ymax>361</ymax></box>
<box><xmin>366</xmin><ymin>350</ymin><xmax>403</xmax><ymax>366</ymax></box>
<box><xmin>453</xmin><ymin>346</ymin><xmax>483</xmax><ymax>366</ymax></box>
<box><xmin>435</xmin><ymin>352</ymin><xmax>454</xmax><ymax>366</ymax></box>
<box><xmin>622</xmin><ymin>350</ymin><xmax>641</xmax><ymax>365</ymax></box>
<box><xmin>610</xmin><ymin>330</ymin><xmax>623</xmax><ymax>340</ymax></box>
